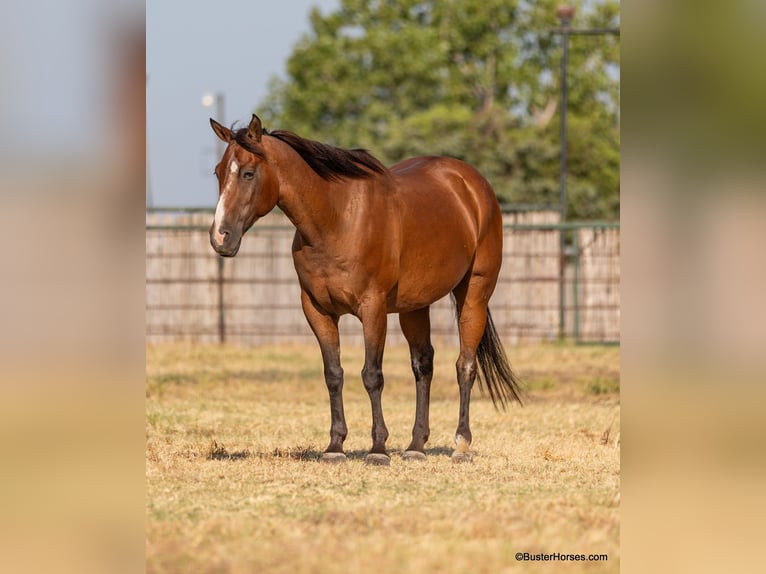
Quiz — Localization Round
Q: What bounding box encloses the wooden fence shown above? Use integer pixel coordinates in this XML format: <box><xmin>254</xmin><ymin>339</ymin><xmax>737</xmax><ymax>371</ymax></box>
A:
<box><xmin>146</xmin><ymin>210</ymin><xmax>619</xmax><ymax>346</ymax></box>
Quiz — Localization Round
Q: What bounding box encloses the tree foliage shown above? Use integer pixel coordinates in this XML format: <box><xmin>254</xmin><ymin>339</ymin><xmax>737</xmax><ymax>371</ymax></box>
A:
<box><xmin>259</xmin><ymin>0</ymin><xmax>620</xmax><ymax>220</ymax></box>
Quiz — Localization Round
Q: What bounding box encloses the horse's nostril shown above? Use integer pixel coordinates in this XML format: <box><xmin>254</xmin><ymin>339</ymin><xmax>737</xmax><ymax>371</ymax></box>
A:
<box><xmin>219</xmin><ymin>228</ymin><xmax>230</xmax><ymax>240</ymax></box>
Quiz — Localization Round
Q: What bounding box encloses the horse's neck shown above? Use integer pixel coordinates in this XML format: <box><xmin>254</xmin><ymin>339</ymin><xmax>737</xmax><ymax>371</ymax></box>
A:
<box><xmin>267</xmin><ymin>137</ymin><xmax>345</xmax><ymax>241</ymax></box>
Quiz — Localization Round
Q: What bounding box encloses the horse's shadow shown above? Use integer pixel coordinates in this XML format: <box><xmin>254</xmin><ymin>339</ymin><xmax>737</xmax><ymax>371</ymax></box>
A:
<box><xmin>254</xmin><ymin>445</ymin><xmax>454</xmax><ymax>462</ymax></box>
<box><xmin>423</xmin><ymin>446</ymin><xmax>453</xmax><ymax>457</ymax></box>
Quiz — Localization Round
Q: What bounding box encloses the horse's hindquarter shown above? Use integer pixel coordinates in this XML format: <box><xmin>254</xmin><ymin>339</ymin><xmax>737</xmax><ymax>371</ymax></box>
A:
<box><xmin>389</xmin><ymin>157</ymin><xmax>502</xmax><ymax>311</ymax></box>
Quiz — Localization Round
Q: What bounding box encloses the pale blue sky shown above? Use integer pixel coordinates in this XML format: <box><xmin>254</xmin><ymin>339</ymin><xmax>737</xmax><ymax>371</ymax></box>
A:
<box><xmin>147</xmin><ymin>0</ymin><xmax>340</xmax><ymax>207</ymax></box>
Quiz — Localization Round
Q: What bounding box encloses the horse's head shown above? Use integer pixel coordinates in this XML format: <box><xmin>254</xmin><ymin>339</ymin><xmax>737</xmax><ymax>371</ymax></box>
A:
<box><xmin>208</xmin><ymin>114</ymin><xmax>279</xmax><ymax>257</ymax></box>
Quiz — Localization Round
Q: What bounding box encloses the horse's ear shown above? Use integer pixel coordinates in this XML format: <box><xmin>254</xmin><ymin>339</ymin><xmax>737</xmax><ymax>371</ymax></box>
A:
<box><xmin>247</xmin><ymin>114</ymin><xmax>263</xmax><ymax>143</ymax></box>
<box><xmin>210</xmin><ymin>118</ymin><xmax>232</xmax><ymax>143</ymax></box>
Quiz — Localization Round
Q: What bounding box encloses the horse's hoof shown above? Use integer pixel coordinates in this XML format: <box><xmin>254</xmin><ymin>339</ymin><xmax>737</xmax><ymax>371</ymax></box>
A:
<box><xmin>365</xmin><ymin>453</ymin><xmax>391</xmax><ymax>466</ymax></box>
<box><xmin>451</xmin><ymin>452</ymin><xmax>473</xmax><ymax>464</ymax></box>
<box><xmin>402</xmin><ymin>450</ymin><xmax>427</xmax><ymax>461</ymax></box>
<box><xmin>320</xmin><ymin>452</ymin><xmax>347</xmax><ymax>464</ymax></box>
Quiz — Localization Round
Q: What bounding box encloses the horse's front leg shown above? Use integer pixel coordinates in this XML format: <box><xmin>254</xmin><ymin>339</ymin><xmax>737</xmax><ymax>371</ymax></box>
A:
<box><xmin>301</xmin><ymin>290</ymin><xmax>347</xmax><ymax>463</ymax></box>
<box><xmin>399</xmin><ymin>307</ymin><xmax>434</xmax><ymax>460</ymax></box>
<box><xmin>358</xmin><ymin>299</ymin><xmax>390</xmax><ymax>466</ymax></box>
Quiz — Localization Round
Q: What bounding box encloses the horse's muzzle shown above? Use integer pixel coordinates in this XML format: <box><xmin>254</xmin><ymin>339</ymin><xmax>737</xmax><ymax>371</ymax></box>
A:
<box><xmin>209</xmin><ymin>224</ymin><xmax>242</xmax><ymax>257</ymax></box>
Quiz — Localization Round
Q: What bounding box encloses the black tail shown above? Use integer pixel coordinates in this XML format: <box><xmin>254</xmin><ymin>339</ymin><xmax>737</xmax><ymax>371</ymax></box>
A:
<box><xmin>450</xmin><ymin>297</ymin><xmax>524</xmax><ymax>409</ymax></box>
<box><xmin>475</xmin><ymin>310</ymin><xmax>524</xmax><ymax>409</ymax></box>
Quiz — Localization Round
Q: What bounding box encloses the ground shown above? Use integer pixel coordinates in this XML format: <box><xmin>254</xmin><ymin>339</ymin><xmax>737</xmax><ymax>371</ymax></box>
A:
<box><xmin>146</xmin><ymin>342</ymin><xmax>619</xmax><ymax>574</ymax></box>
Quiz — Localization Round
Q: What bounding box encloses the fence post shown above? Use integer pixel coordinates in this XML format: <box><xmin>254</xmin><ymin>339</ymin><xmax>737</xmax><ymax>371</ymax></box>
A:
<box><xmin>217</xmin><ymin>256</ymin><xmax>225</xmax><ymax>343</ymax></box>
<box><xmin>573</xmin><ymin>229</ymin><xmax>581</xmax><ymax>343</ymax></box>
<box><xmin>559</xmin><ymin>231</ymin><xmax>567</xmax><ymax>339</ymax></box>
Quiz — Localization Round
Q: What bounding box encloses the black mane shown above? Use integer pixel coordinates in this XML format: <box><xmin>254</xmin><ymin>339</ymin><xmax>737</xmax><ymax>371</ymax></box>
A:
<box><xmin>233</xmin><ymin>126</ymin><xmax>387</xmax><ymax>182</ymax></box>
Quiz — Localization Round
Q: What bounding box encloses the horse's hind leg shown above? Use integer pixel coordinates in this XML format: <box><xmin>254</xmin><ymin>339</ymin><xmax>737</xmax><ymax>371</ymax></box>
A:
<box><xmin>301</xmin><ymin>290</ymin><xmax>347</xmax><ymax>463</ymax></box>
<box><xmin>451</xmin><ymin>276</ymin><xmax>493</xmax><ymax>463</ymax></box>
<box><xmin>399</xmin><ymin>307</ymin><xmax>434</xmax><ymax>460</ymax></box>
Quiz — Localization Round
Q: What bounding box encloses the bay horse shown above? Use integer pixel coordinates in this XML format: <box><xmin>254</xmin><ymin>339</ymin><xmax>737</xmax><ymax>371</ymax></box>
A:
<box><xmin>208</xmin><ymin>114</ymin><xmax>522</xmax><ymax>465</ymax></box>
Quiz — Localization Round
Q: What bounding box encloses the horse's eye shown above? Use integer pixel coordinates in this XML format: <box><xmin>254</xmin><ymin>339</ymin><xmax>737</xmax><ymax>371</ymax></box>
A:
<box><xmin>242</xmin><ymin>171</ymin><xmax>255</xmax><ymax>180</ymax></box>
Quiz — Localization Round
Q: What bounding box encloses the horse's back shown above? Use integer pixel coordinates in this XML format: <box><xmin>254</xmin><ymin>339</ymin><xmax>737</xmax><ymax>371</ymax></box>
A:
<box><xmin>391</xmin><ymin>155</ymin><xmax>501</xmax><ymax>240</ymax></box>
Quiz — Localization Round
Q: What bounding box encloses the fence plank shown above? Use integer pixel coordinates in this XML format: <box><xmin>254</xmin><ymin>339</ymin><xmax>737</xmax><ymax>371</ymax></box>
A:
<box><xmin>577</xmin><ymin>227</ymin><xmax>620</xmax><ymax>342</ymax></box>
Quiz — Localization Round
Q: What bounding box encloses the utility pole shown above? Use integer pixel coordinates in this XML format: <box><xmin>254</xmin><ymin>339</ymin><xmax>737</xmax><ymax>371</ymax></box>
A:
<box><xmin>552</xmin><ymin>5</ymin><xmax>619</xmax><ymax>339</ymax></box>
<box><xmin>202</xmin><ymin>92</ymin><xmax>227</xmax><ymax>344</ymax></box>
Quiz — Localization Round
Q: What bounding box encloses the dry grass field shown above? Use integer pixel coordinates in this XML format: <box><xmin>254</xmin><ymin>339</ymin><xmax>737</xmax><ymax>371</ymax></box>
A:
<box><xmin>146</xmin><ymin>342</ymin><xmax>619</xmax><ymax>574</ymax></box>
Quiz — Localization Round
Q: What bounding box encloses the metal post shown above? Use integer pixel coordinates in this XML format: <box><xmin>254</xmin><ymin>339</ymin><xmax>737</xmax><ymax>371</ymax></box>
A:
<box><xmin>552</xmin><ymin>6</ymin><xmax>619</xmax><ymax>340</ymax></box>
<box><xmin>214</xmin><ymin>93</ymin><xmax>225</xmax><ymax>160</ymax></box>
<box><xmin>146</xmin><ymin>74</ymin><xmax>153</xmax><ymax>208</ymax></box>
<box><xmin>214</xmin><ymin>93</ymin><xmax>226</xmax><ymax>344</ymax></box>
<box><xmin>559</xmin><ymin>19</ymin><xmax>569</xmax><ymax>221</ymax></box>
<box><xmin>573</xmin><ymin>230</ymin><xmax>581</xmax><ymax>343</ymax></box>
<box><xmin>217</xmin><ymin>256</ymin><xmax>226</xmax><ymax>344</ymax></box>
<box><xmin>204</xmin><ymin>92</ymin><xmax>227</xmax><ymax>344</ymax></box>
<box><xmin>556</xmin><ymin>5</ymin><xmax>573</xmax><ymax>340</ymax></box>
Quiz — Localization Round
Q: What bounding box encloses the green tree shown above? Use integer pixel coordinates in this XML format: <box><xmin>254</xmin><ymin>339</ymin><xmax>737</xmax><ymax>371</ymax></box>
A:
<box><xmin>259</xmin><ymin>0</ymin><xmax>619</xmax><ymax>220</ymax></box>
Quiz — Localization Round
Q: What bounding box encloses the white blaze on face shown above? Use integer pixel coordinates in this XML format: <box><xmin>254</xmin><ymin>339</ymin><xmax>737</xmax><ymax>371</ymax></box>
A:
<box><xmin>213</xmin><ymin>159</ymin><xmax>239</xmax><ymax>245</ymax></box>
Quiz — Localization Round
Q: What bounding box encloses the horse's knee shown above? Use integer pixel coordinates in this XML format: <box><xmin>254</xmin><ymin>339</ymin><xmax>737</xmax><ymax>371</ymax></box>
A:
<box><xmin>324</xmin><ymin>365</ymin><xmax>344</xmax><ymax>392</ymax></box>
<box><xmin>361</xmin><ymin>364</ymin><xmax>383</xmax><ymax>391</ymax></box>
<box><xmin>411</xmin><ymin>344</ymin><xmax>434</xmax><ymax>380</ymax></box>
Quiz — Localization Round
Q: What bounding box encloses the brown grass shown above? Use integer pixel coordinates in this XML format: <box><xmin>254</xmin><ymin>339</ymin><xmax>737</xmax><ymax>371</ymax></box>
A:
<box><xmin>147</xmin><ymin>343</ymin><xmax>619</xmax><ymax>574</ymax></box>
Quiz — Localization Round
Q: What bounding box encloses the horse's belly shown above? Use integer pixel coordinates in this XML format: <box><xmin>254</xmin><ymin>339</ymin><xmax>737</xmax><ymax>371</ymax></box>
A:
<box><xmin>388</xmin><ymin>254</ymin><xmax>472</xmax><ymax>313</ymax></box>
<box><xmin>387</xmin><ymin>285</ymin><xmax>455</xmax><ymax>314</ymax></box>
